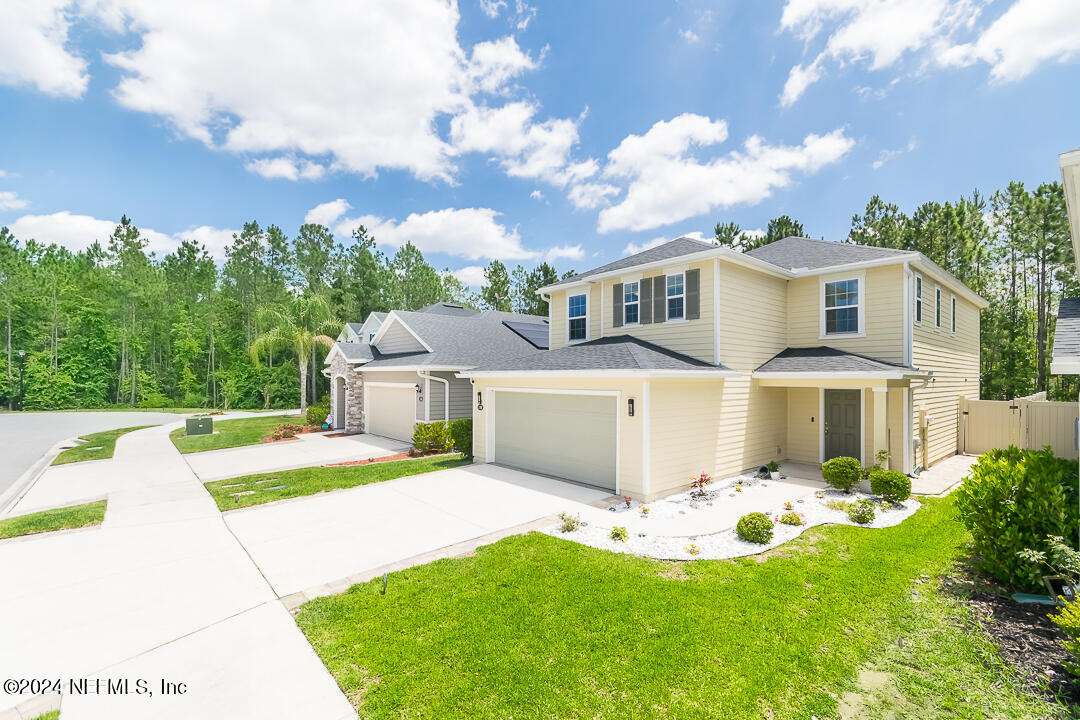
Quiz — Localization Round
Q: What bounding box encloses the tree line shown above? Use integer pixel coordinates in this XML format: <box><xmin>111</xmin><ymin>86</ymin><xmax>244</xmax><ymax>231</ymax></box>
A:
<box><xmin>1</xmin><ymin>178</ymin><xmax>1074</xmax><ymax>410</ymax></box>
<box><xmin>0</xmin><ymin>219</ymin><xmax>570</xmax><ymax>411</ymax></box>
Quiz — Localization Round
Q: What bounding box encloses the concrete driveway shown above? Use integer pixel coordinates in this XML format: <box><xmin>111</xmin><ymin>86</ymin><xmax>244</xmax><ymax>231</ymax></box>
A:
<box><xmin>0</xmin><ymin>423</ymin><xmax>608</xmax><ymax>718</ymax></box>
<box><xmin>183</xmin><ymin>432</ymin><xmax>409</xmax><ymax>482</ymax></box>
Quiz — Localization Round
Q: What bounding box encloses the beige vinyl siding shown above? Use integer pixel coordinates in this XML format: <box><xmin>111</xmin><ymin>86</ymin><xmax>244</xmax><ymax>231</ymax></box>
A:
<box><xmin>471</xmin><ymin>376</ymin><xmax>645</xmax><ymax>496</ymax></box>
<box><xmin>887</xmin><ymin>387</ymin><xmax>904</xmax><ymax>471</ymax></box>
<box><xmin>548</xmin><ymin>284</ymin><xmax>601</xmax><ymax>350</ymax></box>
<box><xmin>375</xmin><ymin>321</ymin><xmax>427</xmax><ymax>354</ymax></box>
<box><xmin>911</xmin><ymin>286</ymin><xmax>981</xmax><ymax>468</ymax></box>
<box><xmin>649</xmin><ymin>377</ymin><xmax>786</xmax><ymax>497</ymax></box>
<box><xmin>786</xmin><ymin>387</ymin><xmax>819</xmax><ymax>463</ymax></box>
<box><xmin>716</xmin><ymin>261</ymin><xmax>787</xmax><ymax>371</ymax></box>
<box><xmin>426</xmin><ymin>373</ymin><xmax>472</xmax><ymax>422</ymax></box>
<box><xmin>787</xmin><ymin>265</ymin><xmax>905</xmax><ymax>364</ymax></box>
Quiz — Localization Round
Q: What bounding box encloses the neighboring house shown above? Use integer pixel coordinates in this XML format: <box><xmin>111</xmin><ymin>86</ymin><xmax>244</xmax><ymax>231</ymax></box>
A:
<box><xmin>337</xmin><ymin>313</ymin><xmax>386</xmax><ymax>344</ymax></box>
<box><xmin>324</xmin><ymin>309</ymin><xmax>547</xmax><ymax>442</ymax></box>
<box><xmin>1051</xmin><ymin>148</ymin><xmax>1080</xmax><ymax>379</ymax></box>
<box><xmin>461</xmin><ymin>235</ymin><xmax>986</xmax><ymax>500</ymax></box>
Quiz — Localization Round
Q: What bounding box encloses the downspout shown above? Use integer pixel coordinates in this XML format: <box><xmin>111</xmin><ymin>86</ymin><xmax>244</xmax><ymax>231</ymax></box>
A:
<box><xmin>417</xmin><ymin>369</ymin><xmax>449</xmax><ymax>424</ymax></box>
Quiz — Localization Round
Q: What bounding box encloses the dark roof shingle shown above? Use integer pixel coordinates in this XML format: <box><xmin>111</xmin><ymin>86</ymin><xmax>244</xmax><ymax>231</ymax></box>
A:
<box><xmin>465</xmin><ymin>335</ymin><xmax>732</xmax><ymax>373</ymax></box>
<box><xmin>746</xmin><ymin>236</ymin><xmax>912</xmax><ymax>270</ymax></box>
<box><xmin>1053</xmin><ymin>297</ymin><xmax>1080</xmax><ymax>359</ymax></box>
<box><xmin>546</xmin><ymin>237</ymin><xmax>713</xmax><ymax>289</ymax></box>
<box><xmin>755</xmin><ymin>346</ymin><xmax>917</xmax><ymax>374</ymax></box>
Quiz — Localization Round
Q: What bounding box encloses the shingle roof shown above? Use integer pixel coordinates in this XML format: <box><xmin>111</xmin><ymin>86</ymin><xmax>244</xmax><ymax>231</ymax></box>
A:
<box><xmin>545</xmin><ymin>236</ymin><xmax>714</xmax><ymax>289</ymax></box>
<box><xmin>417</xmin><ymin>302</ymin><xmax>478</xmax><ymax>317</ymax></box>
<box><xmin>503</xmin><ymin>320</ymin><xmax>550</xmax><ymax>349</ymax></box>
<box><xmin>746</xmin><ymin>236</ymin><xmax>913</xmax><ymax>270</ymax></box>
<box><xmin>755</xmin><ymin>346</ymin><xmax>917</xmax><ymax>375</ymax></box>
<box><xmin>361</xmin><ymin>309</ymin><xmax>546</xmax><ymax>369</ymax></box>
<box><xmin>1053</xmin><ymin>297</ymin><xmax>1080</xmax><ymax>359</ymax></box>
<box><xmin>463</xmin><ymin>335</ymin><xmax>733</xmax><ymax>374</ymax></box>
<box><xmin>334</xmin><ymin>342</ymin><xmax>373</xmax><ymax>363</ymax></box>
<box><xmin>346</xmin><ymin>322</ymin><xmax>364</xmax><ymax>334</ymax></box>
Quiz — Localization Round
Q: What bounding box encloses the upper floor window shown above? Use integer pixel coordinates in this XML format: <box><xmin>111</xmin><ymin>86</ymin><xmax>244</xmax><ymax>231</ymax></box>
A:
<box><xmin>914</xmin><ymin>274</ymin><xmax>923</xmax><ymax>324</ymax></box>
<box><xmin>935</xmin><ymin>286</ymin><xmax>942</xmax><ymax>329</ymax></box>
<box><xmin>568</xmin><ymin>293</ymin><xmax>587</xmax><ymax>342</ymax></box>
<box><xmin>824</xmin><ymin>278</ymin><xmax>860</xmax><ymax>334</ymax></box>
<box><xmin>667</xmin><ymin>273</ymin><xmax>685</xmax><ymax>320</ymax></box>
<box><xmin>951</xmin><ymin>294</ymin><xmax>957</xmax><ymax>334</ymax></box>
<box><xmin>624</xmin><ymin>281</ymin><xmax>639</xmax><ymax>325</ymax></box>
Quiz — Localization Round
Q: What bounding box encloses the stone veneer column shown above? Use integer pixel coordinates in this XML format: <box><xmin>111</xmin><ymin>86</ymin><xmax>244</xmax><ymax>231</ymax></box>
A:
<box><xmin>328</xmin><ymin>352</ymin><xmax>365</xmax><ymax>433</ymax></box>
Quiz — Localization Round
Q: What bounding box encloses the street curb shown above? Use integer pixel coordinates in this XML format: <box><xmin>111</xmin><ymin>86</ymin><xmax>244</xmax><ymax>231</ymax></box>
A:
<box><xmin>0</xmin><ymin>439</ymin><xmax>68</xmax><ymax>516</ymax></box>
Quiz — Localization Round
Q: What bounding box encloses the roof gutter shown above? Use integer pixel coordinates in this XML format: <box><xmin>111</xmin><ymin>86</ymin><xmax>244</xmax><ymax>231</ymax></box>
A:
<box><xmin>457</xmin><ymin>368</ymin><xmax>744</xmax><ymax>379</ymax></box>
<box><xmin>752</xmin><ymin>369</ymin><xmax>929</xmax><ymax>381</ymax></box>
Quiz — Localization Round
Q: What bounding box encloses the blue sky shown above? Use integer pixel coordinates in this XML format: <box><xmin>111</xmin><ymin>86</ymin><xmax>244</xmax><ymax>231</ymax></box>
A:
<box><xmin>1</xmin><ymin>0</ymin><xmax>1078</xmax><ymax>286</ymax></box>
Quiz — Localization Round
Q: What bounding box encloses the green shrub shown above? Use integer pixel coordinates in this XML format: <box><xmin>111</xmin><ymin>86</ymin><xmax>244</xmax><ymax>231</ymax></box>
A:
<box><xmin>780</xmin><ymin>511</ymin><xmax>804</xmax><ymax>526</ymax></box>
<box><xmin>558</xmin><ymin>512</ymin><xmax>581</xmax><ymax>533</ymax></box>
<box><xmin>825</xmin><ymin>499</ymin><xmax>851</xmax><ymax>512</ymax></box>
<box><xmin>610</xmin><ymin>525</ymin><xmax>629</xmax><ymax>542</ymax></box>
<box><xmin>1051</xmin><ymin>598</ymin><xmax>1080</xmax><ymax>678</ymax></box>
<box><xmin>411</xmin><ymin>421</ymin><xmax>453</xmax><ymax>454</ymax></box>
<box><xmin>1021</xmin><ymin>535</ymin><xmax>1080</xmax><ymax>676</ymax></box>
<box><xmin>449</xmin><ymin>418</ymin><xmax>473</xmax><ymax>460</ymax></box>
<box><xmin>306</xmin><ymin>397</ymin><xmax>331</xmax><ymax>427</ymax></box>
<box><xmin>736</xmin><ymin>512</ymin><xmax>773</xmax><ymax>544</ymax></box>
<box><xmin>821</xmin><ymin>456</ymin><xmax>862</xmax><ymax>492</ymax></box>
<box><xmin>955</xmin><ymin>446</ymin><xmax>1080</xmax><ymax>590</ymax></box>
<box><xmin>846</xmin><ymin>499</ymin><xmax>876</xmax><ymax>524</ymax></box>
<box><xmin>766</xmin><ymin>460</ymin><xmax>779</xmax><ymax>473</ymax></box>
<box><xmin>869</xmin><ymin>468</ymin><xmax>911</xmax><ymax>504</ymax></box>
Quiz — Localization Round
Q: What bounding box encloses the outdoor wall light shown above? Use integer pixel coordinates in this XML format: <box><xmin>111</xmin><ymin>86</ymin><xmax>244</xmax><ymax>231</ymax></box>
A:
<box><xmin>627</xmin><ymin>398</ymin><xmax>634</xmax><ymax>417</ymax></box>
<box><xmin>477</xmin><ymin>391</ymin><xmax>484</xmax><ymax>411</ymax></box>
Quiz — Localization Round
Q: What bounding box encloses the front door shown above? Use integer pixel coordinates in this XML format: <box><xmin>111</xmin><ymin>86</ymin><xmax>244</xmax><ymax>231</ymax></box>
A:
<box><xmin>824</xmin><ymin>389</ymin><xmax>861</xmax><ymax>461</ymax></box>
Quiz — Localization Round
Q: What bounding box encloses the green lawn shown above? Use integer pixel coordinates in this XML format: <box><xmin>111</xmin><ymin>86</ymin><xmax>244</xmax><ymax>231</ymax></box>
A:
<box><xmin>51</xmin><ymin>425</ymin><xmax>153</xmax><ymax>465</ymax></box>
<box><xmin>0</xmin><ymin>501</ymin><xmax>107</xmax><ymax>540</ymax></box>
<box><xmin>206</xmin><ymin>455</ymin><xmax>468</xmax><ymax>510</ymax></box>
<box><xmin>169</xmin><ymin>413</ymin><xmax>304</xmax><ymax>454</ymax></box>
<box><xmin>296</xmin><ymin>497</ymin><xmax>1062</xmax><ymax>719</ymax></box>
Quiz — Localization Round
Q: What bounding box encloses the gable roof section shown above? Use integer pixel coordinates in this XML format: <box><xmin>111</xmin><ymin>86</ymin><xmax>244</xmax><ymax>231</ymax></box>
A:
<box><xmin>417</xmin><ymin>302</ymin><xmax>478</xmax><ymax>317</ymax></box>
<box><xmin>745</xmin><ymin>236</ymin><xmax>913</xmax><ymax>270</ymax></box>
<box><xmin>544</xmin><ymin>236</ymin><xmax>715</xmax><ymax>290</ymax></box>
<box><xmin>363</xmin><ymin>309</ymin><xmax>546</xmax><ymax>370</ymax></box>
<box><xmin>325</xmin><ymin>341</ymin><xmax>374</xmax><ymax>366</ymax></box>
<box><xmin>459</xmin><ymin>335</ymin><xmax>737</xmax><ymax>377</ymax></box>
<box><xmin>1051</xmin><ymin>296</ymin><xmax>1080</xmax><ymax>374</ymax></box>
<box><xmin>754</xmin><ymin>346</ymin><xmax>921</xmax><ymax>377</ymax></box>
<box><xmin>503</xmin><ymin>320</ymin><xmax>550</xmax><ymax>349</ymax></box>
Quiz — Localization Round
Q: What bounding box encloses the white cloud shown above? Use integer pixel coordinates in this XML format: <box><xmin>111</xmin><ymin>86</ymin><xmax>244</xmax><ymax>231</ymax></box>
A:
<box><xmin>452</xmin><ymin>264</ymin><xmax>487</xmax><ymax>288</ymax></box>
<box><xmin>478</xmin><ymin>0</ymin><xmax>506</xmax><ymax>19</ymax></box>
<box><xmin>529</xmin><ymin>189</ymin><xmax>544</xmax><ymax>200</ymax></box>
<box><xmin>778</xmin><ymin>0</ymin><xmax>1080</xmax><ymax>105</ymax></box>
<box><xmin>7</xmin><ymin>211</ymin><xmax>235</xmax><ymax>259</ymax></box>
<box><xmin>304</xmin><ymin>198</ymin><xmax>351</xmax><ymax>226</ymax></box>
<box><xmin>544</xmin><ymin>244</ymin><xmax>584</xmax><ymax>262</ymax></box>
<box><xmin>467</xmin><ymin>36</ymin><xmax>538</xmax><ymax>94</ymax></box>
<box><xmin>245</xmin><ymin>157</ymin><xmax>326</xmax><ymax>181</ymax></box>
<box><xmin>477</xmin><ymin>0</ymin><xmax>535</xmax><ymax>29</ymax></box>
<box><xmin>622</xmin><ymin>236</ymin><xmax>669</xmax><ymax>256</ymax></box>
<box><xmin>681</xmin><ymin>29</ymin><xmax>701</xmax><ymax>44</ymax></box>
<box><xmin>0</xmin><ymin>191</ymin><xmax>29</xmax><ymax>212</ymax></box>
<box><xmin>333</xmin><ymin>207</ymin><xmax>535</xmax><ymax>262</ymax></box>
<box><xmin>0</xmin><ymin>0</ymin><xmax>89</xmax><ymax>97</ymax></box>
<box><xmin>597</xmin><ymin>114</ymin><xmax>854</xmax><ymax>233</ymax></box>
<box><xmin>871</xmin><ymin>137</ymin><xmax>918</xmax><ymax>169</ymax></box>
<box><xmin>566</xmin><ymin>182</ymin><xmax>620</xmax><ymax>209</ymax></box>
<box><xmin>941</xmin><ymin>0</ymin><xmax>1080</xmax><ymax>82</ymax></box>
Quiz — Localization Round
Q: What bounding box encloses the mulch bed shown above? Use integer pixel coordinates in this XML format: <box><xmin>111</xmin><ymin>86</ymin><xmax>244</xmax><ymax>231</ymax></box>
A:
<box><xmin>943</xmin><ymin>574</ymin><xmax>1079</xmax><ymax>707</ymax></box>
<box><xmin>323</xmin><ymin>451</ymin><xmax>458</xmax><ymax>467</ymax></box>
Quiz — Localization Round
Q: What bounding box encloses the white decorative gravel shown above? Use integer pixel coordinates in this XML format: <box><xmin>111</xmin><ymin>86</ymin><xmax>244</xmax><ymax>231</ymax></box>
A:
<box><xmin>541</xmin><ymin>473</ymin><xmax>921</xmax><ymax>561</ymax></box>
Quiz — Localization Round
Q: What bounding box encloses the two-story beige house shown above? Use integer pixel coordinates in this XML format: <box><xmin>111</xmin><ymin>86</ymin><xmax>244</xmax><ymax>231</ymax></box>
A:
<box><xmin>461</xmin><ymin>236</ymin><xmax>986</xmax><ymax>500</ymax></box>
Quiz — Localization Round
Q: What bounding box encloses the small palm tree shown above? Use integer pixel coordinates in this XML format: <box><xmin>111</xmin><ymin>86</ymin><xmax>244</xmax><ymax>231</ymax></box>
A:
<box><xmin>249</xmin><ymin>293</ymin><xmax>338</xmax><ymax>413</ymax></box>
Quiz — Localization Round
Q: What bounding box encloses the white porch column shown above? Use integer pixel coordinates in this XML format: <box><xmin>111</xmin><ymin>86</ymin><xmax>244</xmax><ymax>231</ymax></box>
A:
<box><xmin>872</xmin><ymin>387</ymin><xmax>888</xmax><ymax>468</ymax></box>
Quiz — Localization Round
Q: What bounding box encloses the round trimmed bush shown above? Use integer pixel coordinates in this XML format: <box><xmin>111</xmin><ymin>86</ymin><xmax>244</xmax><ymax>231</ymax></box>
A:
<box><xmin>821</xmin><ymin>456</ymin><xmax>862</xmax><ymax>492</ymax></box>
<box><xmin>736</xmin><ymin>512</ymin><xmax>774</xmax><ymax>544</ymax></box>
<box><xmin>869</xmin><ymin>468</ymin><xmax>911</xmax><ymax>504</ymax></box>
<box><xmin>846</xmin><ymin>499</ymin><xmax>876</xmax><ymax>525</ymax></box>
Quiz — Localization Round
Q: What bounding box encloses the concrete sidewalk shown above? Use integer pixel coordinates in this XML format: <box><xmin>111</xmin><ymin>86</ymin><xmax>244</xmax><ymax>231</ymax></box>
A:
<box><xmin>0</xmin><ymin>423</ymin><xmax>355</xmax><ymax>720</ymax></box>
<box><xmin>912</xmin><ymin>453</ymin><xmax>978</xmax><ymax>496</ymax></box>
<box><xmin>183</xmin><ymin>432</ymin><xmax>408</xmax><ymax>482</ymax></box>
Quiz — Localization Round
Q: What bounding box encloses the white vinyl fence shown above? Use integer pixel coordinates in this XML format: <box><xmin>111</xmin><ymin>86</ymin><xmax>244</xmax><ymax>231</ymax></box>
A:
<box><xmin>960</xmin><ymin>397</ymin><xmax>1079</xmax><ymax>459</ymax></box>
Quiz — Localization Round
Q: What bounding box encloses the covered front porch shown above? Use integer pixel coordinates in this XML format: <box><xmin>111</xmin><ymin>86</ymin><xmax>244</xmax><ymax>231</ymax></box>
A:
<box><xmin>755</xmin><ymin>347</ymin><xmax>928</xmax><ymax>474</ymax></box>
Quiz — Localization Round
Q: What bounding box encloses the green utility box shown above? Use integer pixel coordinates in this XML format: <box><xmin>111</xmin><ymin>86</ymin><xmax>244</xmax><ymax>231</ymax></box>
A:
<box><xmin>186</xmin><ymin>417</ymin><xmax>213</xmax><ymax>436</ymax></box>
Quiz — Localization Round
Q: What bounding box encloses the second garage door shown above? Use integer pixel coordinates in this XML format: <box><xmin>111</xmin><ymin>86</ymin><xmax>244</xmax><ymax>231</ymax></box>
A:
<box><xmin>491</xmin><ymin>391</ymin><xmax>617</xmax><ymax>491</ymax></box>
<box><xmin>365</xmin><ymin>383</ymin><xmax>417</xmax><ymax>442</ymax></box>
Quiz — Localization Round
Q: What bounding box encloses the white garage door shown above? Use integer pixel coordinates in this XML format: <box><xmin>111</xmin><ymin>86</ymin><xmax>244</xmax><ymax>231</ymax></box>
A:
<box><xmin>365</xmin><ymin>384</ymin><xmax>417</xmax><ymax>442</ymax></box>
<box><xmin>491</xmin><ymin>391</ymin><xmax>617</xmax><ymax>491</ymax></box>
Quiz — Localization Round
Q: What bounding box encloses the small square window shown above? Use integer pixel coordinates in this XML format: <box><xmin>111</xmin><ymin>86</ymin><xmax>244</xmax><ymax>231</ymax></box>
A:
<box><xmin>568</xmin><ymin>293</ymin><xmax>587</xmax><ymax>341</ymax></box>
<box><xmin>824</xmin><ymin>278</ymin><xmax>860</xmax><ymax>335</ymax></box>
<box><xmin>666</xmin><ymin>273</ymin><xmax>685</xmax><ymax>320</ymax></box>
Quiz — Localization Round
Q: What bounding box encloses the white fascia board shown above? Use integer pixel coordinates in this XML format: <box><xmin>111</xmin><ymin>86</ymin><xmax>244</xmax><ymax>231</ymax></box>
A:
<box><xmin>361</xmin><ymin>365</ymin><xmax>466</xmax><ymax>373</ymax></box>
<box><xmin>1051</xmin><ymin>356</ymin><xmax>1080</xmax><ymax>375</ymax></box>
<box><xmin>323</xmin><ymin>344</ymin><xmax>342</xmax><ymax>365</ymax></box>
<box><xmin>907</xmin><ymin>257</ymin><xmax>989</xmax><ymax>309</ymax></box>
<box><xmin>458</xmin><ymin>369</ymin><xmax>743</xmax><ymax>379</ymax></box>
<box><xmin>753</xmin><ymin>370</ymin><xmax>927</xmax><ymax>380</ymax></box>
<box><xmin>368</xmin><ymin>311</ymin><xmax>433</xmax><ymax>352</ymax></box>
